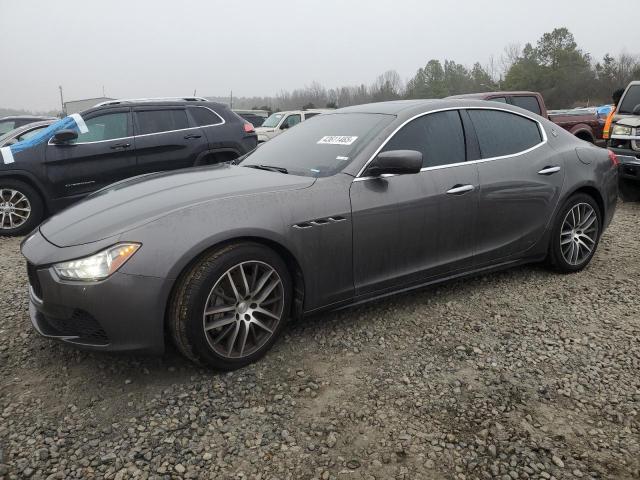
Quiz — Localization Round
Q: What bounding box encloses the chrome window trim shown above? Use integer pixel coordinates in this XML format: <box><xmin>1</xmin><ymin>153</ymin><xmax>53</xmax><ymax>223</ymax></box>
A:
<box><xmin>354</xmin><ymin>106</ymin><xmax>548</xmax><ymax>181</ymax></box>
<box><xmin>47</xmin><ymin>107</ymin><xmax>226</xmax><ymax>146</ymax></box>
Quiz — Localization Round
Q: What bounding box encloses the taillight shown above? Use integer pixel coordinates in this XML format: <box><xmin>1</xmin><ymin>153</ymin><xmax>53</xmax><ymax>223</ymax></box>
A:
<box><xmin>243</xmin><ymin>122</ymin><xmax>255</xmax><ymax>133</ymax></box>
<box><xmin>607</xmin><ymin>149</ymin><xmax>619</xmax><ymax>167</ymax></box>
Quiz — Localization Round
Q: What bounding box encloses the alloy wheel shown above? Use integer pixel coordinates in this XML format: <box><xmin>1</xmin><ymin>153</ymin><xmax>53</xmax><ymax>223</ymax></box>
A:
<box><xmin>0</xmin><ymin>188</ymin><xmax>31</xmax><ymax>230</ymax></box>
<box><xmin>202</xmin><ymin>261</ymin><xmax>284</xmax><ymax>359</ymax></box>
<box><xmin>560</xmin><ymin>202</ymin><xmax>598</xmax><ymax>266</ymax></box>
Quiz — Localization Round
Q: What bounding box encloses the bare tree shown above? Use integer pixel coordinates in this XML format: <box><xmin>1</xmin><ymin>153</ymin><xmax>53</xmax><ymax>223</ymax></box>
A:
<box><xmin>500</xmin><ymin>43</ymin><xmax>522</xmax><ymax>75</ymax></box>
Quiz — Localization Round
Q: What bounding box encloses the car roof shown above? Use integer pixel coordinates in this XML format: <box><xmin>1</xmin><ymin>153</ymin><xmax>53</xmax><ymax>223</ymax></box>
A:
<box><xmin>447</xmin><ymin>91</ymin><xmax>539</xmax><ymax>99</ymax></box>
<box><xmin>80</xmin><ymin>100</ymin><xmax>228</xmax><ymax>115</ymax></box>
<box><xmin>334</xmin><ymin>98</ymin><xmax>544</xmax><ymax>121</ymax></box>
<box><xmin>0</xmin><ymin>115</ymin><xmax>56</xmax><ymax>121</ymax></box>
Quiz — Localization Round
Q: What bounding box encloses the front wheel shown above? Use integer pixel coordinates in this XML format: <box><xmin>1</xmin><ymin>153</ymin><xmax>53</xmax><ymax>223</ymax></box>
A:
<box><xmin>547</xmin><ymin>193</ymin><xmax>601</xmax><ymax>273</ymax></box>
<box><xmin>169</xmin><ymin>242</ymin><xmax>292</xmax><ymax>370</ymax></box>
<box><xmin>0</xmin><ymin>180</ymin><xmax>44</xmax><ymax>236</ymax></box>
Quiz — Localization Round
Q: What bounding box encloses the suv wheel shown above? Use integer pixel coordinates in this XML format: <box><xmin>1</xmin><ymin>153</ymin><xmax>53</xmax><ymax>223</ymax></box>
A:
<box><xmin>0</xmin><ymin>179</ymin><xmax>44</xmax><ymax>236</ymax></box>
<box><xmin>169</xmin><ymin>242</ymin><xmax>291</xmax><ymax>370</ymax></box>
<box><xmin>548</xmin><ymin>193</ymin><xmax>601</xmax><ymax>273</ymax></box>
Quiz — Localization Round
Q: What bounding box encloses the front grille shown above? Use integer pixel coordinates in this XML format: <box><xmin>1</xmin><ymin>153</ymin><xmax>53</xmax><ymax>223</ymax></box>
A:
<box><xmin>39</xmin><ymin>309</ymin><xmax>109</xmax><ymax>345</ymax></box>
<box><xmin>26</xmin><ymin>262</ymin><xmax>42</xmax><ymax>300</ymax></box>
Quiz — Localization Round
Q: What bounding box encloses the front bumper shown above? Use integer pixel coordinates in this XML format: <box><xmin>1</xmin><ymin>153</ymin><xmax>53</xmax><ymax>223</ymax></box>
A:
<box><xmin>23</xmin><ymin>232</ymin><xmax>168</xmax><ymax>354</ymax></box>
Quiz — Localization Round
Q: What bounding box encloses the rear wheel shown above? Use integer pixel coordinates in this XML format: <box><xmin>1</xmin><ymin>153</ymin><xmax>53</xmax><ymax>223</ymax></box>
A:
<box><xmin>0</xmin><ymin>179</ymin><xmax>44</xmax><ymax>236</ymax></box>
<box><xmin>547</xmin><ymin>193</ymin><xmax>601</xmax><ymax>273</ymax></box>
<box><xmin>169</xmin><ymin>242</ymin><xmax>291</xmax><ymax>370</ymax></box>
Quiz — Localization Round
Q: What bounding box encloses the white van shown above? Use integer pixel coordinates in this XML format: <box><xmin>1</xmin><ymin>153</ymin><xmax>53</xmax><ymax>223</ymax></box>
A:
<box><xmin>255</xmin><ymin>110</ymin><xmax>328</xmax><ymax>142</ymax></box>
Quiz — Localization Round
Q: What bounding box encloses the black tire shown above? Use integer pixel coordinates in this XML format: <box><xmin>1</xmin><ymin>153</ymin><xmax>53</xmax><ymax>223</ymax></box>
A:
<box><xmin>0</xmin><ymin>179</ymin><xmax>44</xmax><ymax>236</ymax></box>
<box><xmin>547</xmin><ymin>193</ymin><xmax>601</xmax><ymax>273</ymax></box>
<box><xmin>168</xmin><ymin>242</ymin><xmax>292</xmax><ymax>370</ymax></box>
<box><xmin>619</xmin><ymin>179</ymin><xmax>640</xmax><ymax>203</ymax></box>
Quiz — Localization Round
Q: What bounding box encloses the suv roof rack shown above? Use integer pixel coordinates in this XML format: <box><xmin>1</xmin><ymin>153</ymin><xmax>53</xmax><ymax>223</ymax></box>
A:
<box><xmin>93</xmin><ymin>97</ymin><xmax>209</xmax><ymax>107</ymax></box>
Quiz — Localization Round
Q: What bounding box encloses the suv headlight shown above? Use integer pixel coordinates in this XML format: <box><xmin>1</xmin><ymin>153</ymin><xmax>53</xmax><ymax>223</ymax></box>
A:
<box><xmin>612</xmin><ymin>124</ymin><xmax>632</xmax><ymax>136</ymax></box>
<box><xmin>53</xmin><ymin>243</ymin><xmax>141</xmax><ymax>281</ymax></box>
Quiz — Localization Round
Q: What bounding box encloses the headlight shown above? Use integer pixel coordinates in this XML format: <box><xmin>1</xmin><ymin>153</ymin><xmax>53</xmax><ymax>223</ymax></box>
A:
<box><xmin>612</xmin><ymin>124</ymin><xmax>632</xmax><ymax>136</ymax></box>
<box><xmin>53</xmin><ymin>243</ymin><xmax>141</xmax><ymax>281</ymax></box>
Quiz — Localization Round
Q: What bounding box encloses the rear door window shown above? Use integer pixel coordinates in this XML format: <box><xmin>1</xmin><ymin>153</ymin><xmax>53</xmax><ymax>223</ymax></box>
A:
<box><xmin>468</xmin><ymin>109</ymin><xmax>543</xmax><ymax>158</ymax></box>
<box><xmin>135</xmin><ymin>109</ymin><xmax>190</xmax><ymax>135</ymax></box>
<box><xmin>511</xmin><ymin>96</ymin><xmax>542</xmax><ymax>115</ymax></box>
<box><xmin>382</xmin><ymin>110</ymin><xmax>466</xmax><ymax>168</ymax></box>
<box><xmin>618</xmin><ymin>85</ymin><xmax>640</xmax><ymax>114</ymax></box>
<box><xmin>489</xmin><ymin>97</ymin><xmax>507</xmax><ymax>103</ymax></box>
<box><xmin>304</xmin><ymin>112</ymin><xmax>320</xmax><ymax>120</ymax></box>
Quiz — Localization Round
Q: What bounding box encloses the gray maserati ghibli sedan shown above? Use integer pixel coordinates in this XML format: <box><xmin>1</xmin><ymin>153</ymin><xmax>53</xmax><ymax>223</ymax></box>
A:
<box><xmin>21</xmin><ymin>99</ymin><xmax>618</xmax><ymax>369</ymax></box>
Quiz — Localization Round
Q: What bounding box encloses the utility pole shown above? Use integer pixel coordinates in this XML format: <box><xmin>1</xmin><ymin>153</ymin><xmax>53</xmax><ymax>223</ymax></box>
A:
<box><xmin>59</xmin><ymin>86</ymin><xmax>65</xmax><ymax>116</ymax></box>
<box><xmin>230</xmin><ymin>90</ymin><xmax>233</xmax><ymax>109</ymax></box>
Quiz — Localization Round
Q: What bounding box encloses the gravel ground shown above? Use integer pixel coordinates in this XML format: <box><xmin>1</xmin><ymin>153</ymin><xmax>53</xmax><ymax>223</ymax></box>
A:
<box><xmin>1</xmin><ymin>202</ymin><xmax>639</xmax><ymax>480</ymax></box>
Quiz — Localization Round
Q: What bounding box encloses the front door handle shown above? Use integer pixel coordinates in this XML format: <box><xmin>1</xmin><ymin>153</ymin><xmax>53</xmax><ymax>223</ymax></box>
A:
<box><xmin>538</xmin><ymin>166</ymin><xmax>561</xmax><ymax>175</ymax></box>
<box><xmin>110</xmin><ymin>142</ymin><xmax>131</xmax><ymax>150</ymax></box>
<box><xmin>446</xmin><ymin>184</ymin><xmax>475</xmax><ymax>195</ymax></box>
<box><xmin>184</xmin><ymin>134</ymin><xmax>202</xmax><ymax>139</ymax></box>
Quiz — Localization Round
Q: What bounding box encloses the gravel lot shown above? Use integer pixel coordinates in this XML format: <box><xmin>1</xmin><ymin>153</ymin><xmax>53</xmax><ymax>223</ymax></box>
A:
<box><xmin>1</xmin><ymin>202</ymin><xmax>639</xmax><ymax>480</ymax></box>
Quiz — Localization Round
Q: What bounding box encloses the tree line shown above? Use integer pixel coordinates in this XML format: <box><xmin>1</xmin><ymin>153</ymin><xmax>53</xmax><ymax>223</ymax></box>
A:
<box><xmin>228</xmin><ymin>28</ymin><xmax>639</xmax><ymax>112</ymax></box>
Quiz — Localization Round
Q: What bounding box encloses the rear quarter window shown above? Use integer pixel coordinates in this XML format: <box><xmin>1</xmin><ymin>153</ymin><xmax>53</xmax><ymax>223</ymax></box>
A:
<box><xmin>468</xmin><ymin>109</ymin><xmax>543</xmax><ymax>158</ymax></box>
<box><xmin>189</xmin><ymin>107</ymin><xmax>224</xmax><ymax>127</ymax></box>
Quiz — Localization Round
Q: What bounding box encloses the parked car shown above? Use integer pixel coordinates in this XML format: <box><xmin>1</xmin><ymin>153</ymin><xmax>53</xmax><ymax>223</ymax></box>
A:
<box><xmin>255</xmin><ymin>109</ymin><xmax>327</xmax><ymax>142</ymax></box>
<box><xmin>0</xmin><ymin>120</ymin><xmax>56</xmax><ymax>147</ymax></box>
<box><xmin>606</xmin><ymin>81</ymin><xmax>640</xmax><ymax>201</ymax></box>
<box><xmin>0</xmin><ymin>98</ymin><xmax>257</xmax><ymax>235</ymax></box>
<box><xmin>0</xmin><ymin>115</ymin><xmax>57</xmax><ymax>136</ymax></box>
<box><xmin>22</xmin><ymin>99</ymin><xmax>618</xmax><ymax>370</ymax></box>
<box><xmin>237</xmin><ymin>113</ymin><xmax>266</xmax><ymax>127</ymax></box>
<box><xmin>449</xmin><ymin>91</ymin><xmax>605</xmax><ymax>145</ymax></box>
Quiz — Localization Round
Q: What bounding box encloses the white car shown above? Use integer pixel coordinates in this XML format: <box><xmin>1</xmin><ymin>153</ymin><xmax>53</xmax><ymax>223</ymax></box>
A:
<box><xmin>255</xmin><ymin>110</ymin><xmax>328</xmax><ymax>142</ymax></box>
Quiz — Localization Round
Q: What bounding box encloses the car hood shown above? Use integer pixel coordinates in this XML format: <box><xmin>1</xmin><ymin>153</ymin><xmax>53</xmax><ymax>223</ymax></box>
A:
<box><xmin>615</xmin><ymin>116</ymin><xmax>640</xmax><ymax>128</ymax></box>
<box><xmin>40</xmin><ymin>164</ymin><xmax>315</xmax><ymax>247</ymax></box>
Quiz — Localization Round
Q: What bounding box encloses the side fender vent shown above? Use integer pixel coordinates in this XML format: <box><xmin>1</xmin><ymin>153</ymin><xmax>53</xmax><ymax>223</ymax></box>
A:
<box><xmin>293</xmin><ymin>215</ymin><xmax>347</xmax><ymax>229</ymax></box>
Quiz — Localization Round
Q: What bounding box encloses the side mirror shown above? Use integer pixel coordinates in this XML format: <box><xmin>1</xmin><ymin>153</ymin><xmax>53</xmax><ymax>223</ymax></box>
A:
<box><xmin>52</xmin><ymin>129</ymin><xmax>78</xmax><ymax>144</ymax></box>
<box><xmin>280</xmin><ymin>122</ymin><xmax>290</xmax><ymax>130</ymax></box>
<box><xmin>365</xmin><ymin>150</ymin><xmax>423</xmax><ymax>176</ymax></box>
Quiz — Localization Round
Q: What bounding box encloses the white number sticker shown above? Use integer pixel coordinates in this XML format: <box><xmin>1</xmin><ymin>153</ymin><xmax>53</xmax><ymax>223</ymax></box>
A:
<box><xmin>317</xmin><ymin>136</ymin><xmax>358</xmax><ymax>145</ymax></box>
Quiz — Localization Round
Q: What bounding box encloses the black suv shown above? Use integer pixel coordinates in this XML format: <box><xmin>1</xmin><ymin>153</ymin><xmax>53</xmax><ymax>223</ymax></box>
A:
<box><xmin>0</xmin><ymin>98</ymin><xmax>257</xmax><ymax>235</ymax></box>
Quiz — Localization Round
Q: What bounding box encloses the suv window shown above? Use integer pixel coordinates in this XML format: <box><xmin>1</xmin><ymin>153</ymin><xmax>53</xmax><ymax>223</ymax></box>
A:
<box><xmin>618</xmin><ymin>85</ymin><xmax>640</xmax><ymax>115</ymax></box>
<box><xmin>489</xmin><ymin>97</ymin><xmax>507</xmax><ymax>103</ymax></box>
<box><xmin>511</xmin><ymin>96</ymin><xmax>542</xmax><ymax>115</ymax></box>
<box><xmin>135</xmin><ymin>109</ymin><xmax>189</xmax><ymax>135</ymax></box>
<box><xmin>189</xmin><ymin>107</ymin><xmax>223</xmax><ymax>127</ymax></box>
<box><xmin>382</xmin><ymin>110</ymin><xmax>466</xmax><ymax>168</ymax></box>
<box><xmin>304</xmin><ymin>112</ymin><xmax>320</xmax><ymax>120</ymax></box>
<box><xmin>74</xmin><ymin>112</ymin><xmax>129</xmax><ymax>143</ymax></box>
<box><xmin>468</xmin><ymin>109</ymin><xmax>542</xmax><ymax>158</ymax></box>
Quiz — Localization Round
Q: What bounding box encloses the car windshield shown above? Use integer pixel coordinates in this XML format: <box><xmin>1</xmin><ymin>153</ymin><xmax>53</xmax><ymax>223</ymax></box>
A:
<box><xmin>0</xmin><ymin>120</ymin><xmax>16</xmax><ymax>135</ymax></box>
<box><xmin>261</xmin><ymin>113</ymin><xmax>284</xmax><ymax>128</ymax></box>
<box><xmin>240</xmin><ymin>112</ymin><xmax>394</xmax><ymax>177</ymax></box>
<box><xmin>618</xmin><ymin>85</ymin><xmax>640</xmax><ymax>115</ymax></box>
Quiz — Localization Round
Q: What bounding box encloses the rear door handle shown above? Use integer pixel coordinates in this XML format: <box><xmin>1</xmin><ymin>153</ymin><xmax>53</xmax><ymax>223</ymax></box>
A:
<box><xmin>110</xmin><ymin>143</ymin><xmax>131</xmax><ymax>150</ymax></box>
<box><xmin>446</xmin><ymin>184</ymin><xmax>475</xmax><ymax>195</ymax></box>
<box><xmin>184</xmin><ymin>134</ymin><xmax>202</xmax><ymax>139</ymax></box>
<box><xmin>538</xmin><ymin>166</ymin><xmax>561</xmax><ymax>175</ymax></box>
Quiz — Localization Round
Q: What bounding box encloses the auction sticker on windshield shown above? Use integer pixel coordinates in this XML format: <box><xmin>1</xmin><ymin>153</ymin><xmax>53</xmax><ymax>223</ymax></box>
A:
<box><xmin>317</xmin><ymin>136</ymin><xmax>358</xmax><ymax>145</ymax></box>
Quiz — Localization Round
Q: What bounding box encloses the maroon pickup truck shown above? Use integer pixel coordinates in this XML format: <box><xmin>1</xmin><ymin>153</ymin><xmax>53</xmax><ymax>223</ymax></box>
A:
<box><xmin>449</xmin><ymin>91</ymin><xmax>605</xmax><ymax>146</ymax></box>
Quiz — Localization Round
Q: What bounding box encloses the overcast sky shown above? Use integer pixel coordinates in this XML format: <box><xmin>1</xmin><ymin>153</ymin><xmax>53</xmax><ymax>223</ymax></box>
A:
<box><xmin>1</xmin><ymin>0</ymin><xmax>636</xmax><ymax>112</ymax></box>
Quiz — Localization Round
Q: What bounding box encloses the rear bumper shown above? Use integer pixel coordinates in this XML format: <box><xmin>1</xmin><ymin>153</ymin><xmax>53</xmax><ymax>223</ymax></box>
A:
<box><xmin>613</xmin><ymin>150</ymin><xmax>640</xmax><ymax>183</ymax></box>
<box><xmin>22</xmin><ymin>232</ymin><xmax>168</xmax><ymax>354</ymax></box>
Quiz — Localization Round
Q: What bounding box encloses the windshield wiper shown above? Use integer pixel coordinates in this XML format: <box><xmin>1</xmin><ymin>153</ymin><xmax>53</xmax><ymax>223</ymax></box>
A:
<box><xmin>244</xmin><ymin>164</ymin><xmax>289</xmax><ymax>174</ymax></box>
